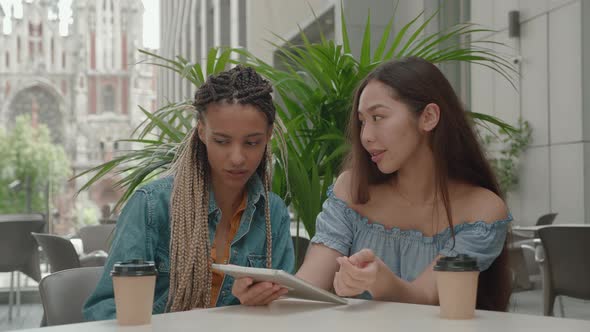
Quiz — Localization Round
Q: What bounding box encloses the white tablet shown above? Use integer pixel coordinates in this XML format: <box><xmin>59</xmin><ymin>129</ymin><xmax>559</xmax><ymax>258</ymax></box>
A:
<box><xmin>211</xmin><ymin>264</ymin><xmax>348</xmax><ymax>305</ymax></box>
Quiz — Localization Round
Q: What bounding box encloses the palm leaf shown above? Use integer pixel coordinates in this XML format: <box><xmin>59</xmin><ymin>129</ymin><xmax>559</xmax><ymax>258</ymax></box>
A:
<box><xmin>340</xmin><ymin>0</ymin><xmax>351</xmax><ymax>54</ymax></box>
<box><xmin>384</xmin><ymin>11</ymin><xmax>424</xmax><ymax>59</ymax></box>
<box><xmin>396</xmin><ymin>10</ymin><xmax>439</xmax><ymax>58</ymax></box>
<box><xmin>359</xmin><ymin>11</ymin><xmax>372</xmax><ymax>67</ymax></box>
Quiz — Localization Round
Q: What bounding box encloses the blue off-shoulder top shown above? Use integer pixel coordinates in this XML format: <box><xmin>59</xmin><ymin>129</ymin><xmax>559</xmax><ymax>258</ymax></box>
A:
<box><xmin>311</xmin><ymin>186</ymin><xmax>512</xmax><ymax>283</ymax></box>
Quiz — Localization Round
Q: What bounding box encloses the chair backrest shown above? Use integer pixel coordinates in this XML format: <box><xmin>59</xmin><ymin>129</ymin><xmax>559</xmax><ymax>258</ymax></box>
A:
<box><xmin>0</xmin><ymin>214</ymin><xmax>46</xmax><ymax>282</ymax></box>
<box><xmin>538</xmin><ymin>225</ymin><xmax>590</xmax><ymax>299</ymax></box>
<box><xmin>78</xmin><ymin>224</ymin><xmax>116</xmax><ymax>254</ymax></box>
<box><xmin>536</xmin><ymin>213</ymin><xmax>558</xmax><ymax>226</ymax></box>
<box><xmin>32</xmin><ymin>233</ymin><xmax>81</xmax><ymax>272</ymax></box>
<box><xmin>39</xmin><ymin>267</ymin><xmax>103</xmax><ymax>326</ymax></box>
<box><xmin>291</xmin><ymin>236</ymin><xmax>310</xmax><ymax>270</ymax></box>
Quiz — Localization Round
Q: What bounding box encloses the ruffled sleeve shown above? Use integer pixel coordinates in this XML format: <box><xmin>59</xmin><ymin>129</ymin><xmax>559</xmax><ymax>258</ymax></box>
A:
<box><xmin>310</xmin><ymin>186</ymin><xmax>357</xmax><ymax>256</ymax></box>
<box><xmin>439</xmin><ymin>215</ymin><xmax>512</xmax><ymax>271</ymax></box>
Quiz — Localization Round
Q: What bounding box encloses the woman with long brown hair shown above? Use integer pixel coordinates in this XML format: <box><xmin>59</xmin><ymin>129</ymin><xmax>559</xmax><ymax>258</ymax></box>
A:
<box><xmin>84</xmin><ymin>65</ymin><xmax>294</xmax><ymax>320</ymax></box>
<box><xmin>234</xmin><ymin>57</ymin><xmax>511</xmax><ymax>311</ymax></box>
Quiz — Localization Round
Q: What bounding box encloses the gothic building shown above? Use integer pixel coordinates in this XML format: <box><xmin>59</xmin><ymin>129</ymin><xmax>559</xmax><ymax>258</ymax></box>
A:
<box><xmin>0</xmin><ymin>0</ymin><xmax>157</xmax><ymax>232</ymax></box>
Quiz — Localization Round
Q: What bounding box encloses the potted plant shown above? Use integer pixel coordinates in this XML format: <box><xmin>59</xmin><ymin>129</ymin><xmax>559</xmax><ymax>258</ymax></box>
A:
<box><xmin>236</xmin><ymin>8</ymin><xmax>516</xmax><ymax>239</ymax></box>
<box><xmin>76</xmin><ymin>7</ymin><xmax>516</xmax><ymax>251</ymax></box>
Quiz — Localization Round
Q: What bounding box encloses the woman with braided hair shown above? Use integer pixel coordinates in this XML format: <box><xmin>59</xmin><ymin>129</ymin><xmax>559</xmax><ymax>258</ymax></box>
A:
<box><xmin>83</xmin><ymin>65</ymin><xmax>295</xmax><ymax>320</ymax></box>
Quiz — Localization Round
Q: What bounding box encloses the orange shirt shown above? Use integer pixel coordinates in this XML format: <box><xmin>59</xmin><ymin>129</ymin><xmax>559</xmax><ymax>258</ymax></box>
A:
<box><xmin>210</xmin><ymin>193</ymin><xmax>247</xmax><ymax>307</ymax></box>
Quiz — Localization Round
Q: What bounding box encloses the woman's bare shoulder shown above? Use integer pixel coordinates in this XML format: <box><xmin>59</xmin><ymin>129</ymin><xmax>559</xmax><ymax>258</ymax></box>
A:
<box><xmin>333</xmin><ymin>170</ymin><xmax>354</xmax><ymax>204</ymax></box>
<box><xmin>454</xmin><ymin>183</ymin><xmax>509</xmax><ymax>223</ymax></box>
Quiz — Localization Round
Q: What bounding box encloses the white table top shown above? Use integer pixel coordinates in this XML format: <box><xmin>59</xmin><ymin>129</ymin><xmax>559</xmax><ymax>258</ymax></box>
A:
<box><xmin>20</xmin><ymin>299</ymin><xmax>590</xmax><ymax>332</ymax></box>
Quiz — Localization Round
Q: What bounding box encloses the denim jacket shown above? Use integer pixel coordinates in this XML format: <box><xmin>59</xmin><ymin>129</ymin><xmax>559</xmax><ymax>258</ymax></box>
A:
<box><xmin>83</xmin><ymin>174</ymin><xmax>295</xmax><ymax>321</ymax></box>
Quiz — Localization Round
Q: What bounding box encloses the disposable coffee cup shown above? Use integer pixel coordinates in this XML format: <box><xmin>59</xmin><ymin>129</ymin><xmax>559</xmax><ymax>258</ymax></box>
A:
<box><xmin>433</xmin><ymin>254</ymin><xmax>479</xmax><ymax>319</ymax></box>
<box><xmin>111</xmin><ymin>259</ymin><xmax>157</xmax><ymax>325</ymax></box>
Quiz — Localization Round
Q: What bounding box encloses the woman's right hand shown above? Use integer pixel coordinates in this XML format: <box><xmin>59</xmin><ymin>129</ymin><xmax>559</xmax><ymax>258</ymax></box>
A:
<box><xmin>333</xmin><ymin>249</ymin><xmax>379</xmax><ymax>297</ymax></box>
<box><xmin>231</xmin><ymin>277</ymin><xmax>288</xmax><ymax>306</ymax></box>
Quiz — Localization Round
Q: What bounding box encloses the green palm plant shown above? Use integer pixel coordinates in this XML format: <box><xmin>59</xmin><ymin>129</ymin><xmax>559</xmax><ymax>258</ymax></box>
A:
<box><xmin>76</xmin><ymin>6</ymin><xmax>516</xmax><ymax>241</ymax></box>
<box><xmin>238</xmin><ymin>8</ymin><xmax>516</xmax><ymax>237</ymax></box>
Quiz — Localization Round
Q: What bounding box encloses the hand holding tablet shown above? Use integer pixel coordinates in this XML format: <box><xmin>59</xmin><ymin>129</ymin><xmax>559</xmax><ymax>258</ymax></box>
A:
<box><xmin>212</xmin><ymin>264</ymin><xmax>348</xmax><ymax>305</ymax></box>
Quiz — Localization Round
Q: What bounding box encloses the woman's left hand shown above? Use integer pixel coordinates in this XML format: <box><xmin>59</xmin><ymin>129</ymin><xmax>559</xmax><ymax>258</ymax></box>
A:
<box><xmin>333</xmin><ymin>249</ymin><xmax>380</xmax><ymax>297</ymax></box>
<box><xmin>232</xmin><ymin>277</ymin><xmax>288</xmax><ymax>306</ymax></box>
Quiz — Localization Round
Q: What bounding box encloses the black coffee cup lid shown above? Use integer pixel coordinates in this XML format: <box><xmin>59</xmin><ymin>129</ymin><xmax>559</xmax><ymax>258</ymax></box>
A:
<box><xmin>433</xmin><ymin>254</ymin><xmax>479</xmax><ymax>272</ymax></box>
<box><xmin>111</xmin><ymin>259</ymin><xmax>157</xmax><ymax>277</ymax></box>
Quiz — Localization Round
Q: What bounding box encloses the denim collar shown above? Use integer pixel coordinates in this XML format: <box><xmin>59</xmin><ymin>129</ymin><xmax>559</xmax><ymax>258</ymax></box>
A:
<box><xmin>207</xmin><ymin>173</ymin><xmax>266</xmax><ymax>215</ymax></box>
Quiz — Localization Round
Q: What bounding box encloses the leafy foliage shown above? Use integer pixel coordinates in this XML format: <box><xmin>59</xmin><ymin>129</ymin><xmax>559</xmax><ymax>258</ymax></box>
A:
<box><xmin>482</xmin><ymin>119</ymin><xmax>532</xmax><ymax>194</ymax></box>
<box><xmin>238</xmin><ymin>7</ymin><xmax>516</xmax><ymax>236</ymax></box>
<box><xmin>76</xmin><ymin>7</ymin><xmax>517</xmax><ymax>239</ymax></box>
<box><xmin>0</xmin><ymin>115</ymin><xmax>71</xmax><ymax>213</ymax></box>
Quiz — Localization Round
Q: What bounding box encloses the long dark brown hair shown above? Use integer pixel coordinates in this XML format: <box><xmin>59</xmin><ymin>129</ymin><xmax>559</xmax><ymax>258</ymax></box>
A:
<box><xmin>345</xmin><ymin>57</ymin><xmax>511</xmax><ymax>311</ymax></box>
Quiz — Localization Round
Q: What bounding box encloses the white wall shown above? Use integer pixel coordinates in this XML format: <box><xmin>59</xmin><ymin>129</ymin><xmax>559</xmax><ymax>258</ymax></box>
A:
<box><xmin>470</xmin><ymin>0</ymin><xmax>587</xmax><ymax>225</ymax></box>
<box><xmin>246</xmin><ymin>0</ymin><xmax>334</xmax><ymax>65</ymax></box>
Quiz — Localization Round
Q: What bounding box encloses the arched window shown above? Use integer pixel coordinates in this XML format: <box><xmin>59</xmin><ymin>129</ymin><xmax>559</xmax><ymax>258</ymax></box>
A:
<box><xmin>9</xmin><ymin>86</ymin><xmax>63</xmax><ymax>143</ymax></box>
<box><xmin>102</xmin><ymin>85</ymin><xmax>115</xmax><ymax>112</ymax></box>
